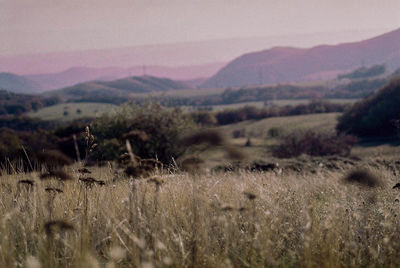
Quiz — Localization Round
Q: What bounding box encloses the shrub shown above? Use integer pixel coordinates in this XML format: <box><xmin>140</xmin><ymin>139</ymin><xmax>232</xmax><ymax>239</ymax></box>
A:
<box><xmin>267</xmin><ymin>127</ymin><xmax>282</xmax><ymax>138</ymax></box>
<box><xmin>91</xmin><ymin>103</ymin><xmax>196</xmax><ymax>164</ymax></box>
<box><xmin>232</xmin><ymin>129</ymin><xmax>246</xmax><ymax>138</ymax></box>
<box><xmin>272</xmin><ymin>130</ymin><xmax>358</xmax><ymax>158</ymax></box>
<box><xmin>190</xmin><ymin>111</ymin><xmax>217</xmax><ymax>126</ymax></box>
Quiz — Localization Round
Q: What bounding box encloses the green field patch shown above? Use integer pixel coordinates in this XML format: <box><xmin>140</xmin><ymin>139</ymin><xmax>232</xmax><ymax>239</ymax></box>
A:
<box><xmin>27</xmin><ymin>102</ymin><xmax>119</xmax><ymax>121</ymax></box>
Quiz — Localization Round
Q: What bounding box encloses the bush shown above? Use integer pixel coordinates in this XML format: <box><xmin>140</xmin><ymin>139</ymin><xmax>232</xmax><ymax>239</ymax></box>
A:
<box><xmin>232</xmin><ymin>129</ymin><xmax>246</xmax><ymax>138</ymax></box>
<box><xmin>272</xmin><ymin>131</ymin><xmax>358</xmax><ymax>158</ymax></box>
<box><xmin>90</xmin><ymin>103</ymin><xmax>196</xmax><ymax>164</ymax></box>
<box><xmin>190</xmin><ymin>111</ymin><xmax>217</xmax><ymax>126</ymax></box>
<box><xmin>267</xmin><ymin>127</ymin><xmax>282</xmax><ymax>138</ymax></box>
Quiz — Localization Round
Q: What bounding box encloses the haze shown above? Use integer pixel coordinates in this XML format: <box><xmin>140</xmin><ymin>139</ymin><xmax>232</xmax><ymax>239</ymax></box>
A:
<box><xmin>1</xmin><ymin>0</ymin><xmax>399</xmax><ymax>57</ymax></box>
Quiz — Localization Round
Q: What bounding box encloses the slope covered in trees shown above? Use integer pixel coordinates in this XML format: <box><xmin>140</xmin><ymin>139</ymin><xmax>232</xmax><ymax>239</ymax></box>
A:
<box><xmin>337</xmin><ymin>76</ymin><xmax>400</xmax><ymax>137</ymax></box>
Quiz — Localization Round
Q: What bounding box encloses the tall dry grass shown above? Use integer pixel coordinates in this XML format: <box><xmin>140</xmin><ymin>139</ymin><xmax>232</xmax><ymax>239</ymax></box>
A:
<box><xmin>1</xmin><ymin>164</ymin><xmax>400</xmax><ymax>267</ymax></box>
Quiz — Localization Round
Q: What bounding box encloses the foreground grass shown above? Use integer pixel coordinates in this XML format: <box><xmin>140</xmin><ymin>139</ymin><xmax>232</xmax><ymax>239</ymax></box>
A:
<box><xmin>1</xmin><ymin>164</ymin><xmax>400</xmax><ymax>267</ymax></box>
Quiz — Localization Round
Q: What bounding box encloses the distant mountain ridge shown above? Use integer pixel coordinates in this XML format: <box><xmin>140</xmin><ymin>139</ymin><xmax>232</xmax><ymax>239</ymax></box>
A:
<box><xmin>202</xmin><ymin>28</ymin><xmax>400</xmax><ymax>88</ymax></box>
<box><xmin>27</xmin><ymin>63</ymin><xmax>225</xmax><ymax>91</ymax></box>
<box><xmin>45</xmin><ymin>75</ymin><xmax>192</xmax><ymax>103</ymax></box>
<box><xmin>0</xmin><ymin>73</ymin><xmax>42</xmax><ymax>93</ymax></box>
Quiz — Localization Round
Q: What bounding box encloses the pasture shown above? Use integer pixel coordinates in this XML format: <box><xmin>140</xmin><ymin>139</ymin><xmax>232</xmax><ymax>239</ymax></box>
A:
<box><xmin>1</xmin><ymin>160</ymin><xmax>400</xmax><ymax>267</ymax></box>
<box><xmin>27</xmin><ymin>102</ymin><xmax>119</xmax><ymax>121</ymax></box>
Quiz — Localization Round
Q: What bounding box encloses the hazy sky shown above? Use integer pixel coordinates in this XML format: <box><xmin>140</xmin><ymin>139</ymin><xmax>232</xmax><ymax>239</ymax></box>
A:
<box><xmin>1</xmin><ymin>0</ymin><xmax>399</xmax><ymax>56</ymax></box>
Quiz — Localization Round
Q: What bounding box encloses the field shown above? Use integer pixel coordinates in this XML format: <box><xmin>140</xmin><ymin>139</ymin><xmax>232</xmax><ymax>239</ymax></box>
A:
<box><xmin>28</xmin><ymin>98</ymin><xmax>356</xmax><ymax>122</ymax></box>
<box><xmin>205</xmin><ymin>98</ymin><xmax>358</xmax><ymax>112</ymax></box>
<box><xmin>5</xmin><ymin>110</ymin><xmax>400</xmax><ymax>267</ymax></box>
<box><xmin>28</xmin><ymin>103</ymin><xmax>119</xmax><ymax>121</ymax></box>
<box><xmin>223</xmin><ymin>112</ymin><xmax>339</xmax><ymax>138</ymax></box>
<box><xmin>2</xmin><ymin>159</ymin><xmax>400</xmax><ymax>267</ymax></box>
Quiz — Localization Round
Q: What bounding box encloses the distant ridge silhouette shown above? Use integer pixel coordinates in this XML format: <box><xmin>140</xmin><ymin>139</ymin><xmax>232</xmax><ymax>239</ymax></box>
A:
<box><xmin>202</xmin><ymin>28</ymin><xmax>400</xmax><ymax>88</ymax></box>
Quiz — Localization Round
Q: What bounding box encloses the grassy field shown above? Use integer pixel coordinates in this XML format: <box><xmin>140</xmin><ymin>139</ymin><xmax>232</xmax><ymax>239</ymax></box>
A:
<box><xmin>28</xmin><ymin>102</ymin><xmax>119</xmax><ymax>121</ymax></box>
<box><xmin>207</xmin><ymin>98</ymin><xmax>358</xmax><ymax>111</ymax></box>
<box><xmin>1</xmin><ymin>160</ymin><xmax>400</xmax><ymax>267</ymax></box>
<box><xmin>222</xmin><ymin>112</ymin><xmax>340</xmax><ymax>139</ymax></box>
<box><xmin>132</xmin><ymin>87</ymin><xmax>226</xmax><ymax>98</ymax></box>
<box><xmin>3</xmin><ymin>109</ymin><xmax>400</xmax><ymax>267</ymax></box>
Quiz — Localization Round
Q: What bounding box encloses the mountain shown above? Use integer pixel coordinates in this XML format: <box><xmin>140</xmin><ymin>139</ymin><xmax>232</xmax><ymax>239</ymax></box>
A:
<box><xmin>45</xmin><ymin>75</ymin><xmax>192</xmax><ymax>103</ymax></box>
<box><xmin>26</xmin><ymin>63</ymin><xmax>224</xmax><ymax>91</ymax></box>
<box><xmin>0</xmin><ymin>73</ymin><xmax>42</xmax><ymax>93</ymax></box>
<box><xmin>202</xmin><ymin>28</ymin><xmax>400</xmax><ymax>88</ymax></box>
<box><xmin>0</xmin><ymin>30</ymin><xmax>385</xmax><ymax>75</ymax></box>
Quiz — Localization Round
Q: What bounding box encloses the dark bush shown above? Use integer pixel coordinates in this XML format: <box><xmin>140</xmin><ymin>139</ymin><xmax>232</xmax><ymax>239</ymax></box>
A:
<box><xmin>190</xmin><ymin>111</ymin><xmax>217</xmax><ymax>126</ymax></box>
<box><xmin>90</xmin><ymin>103</ymin><xmax>196</xmax><ymax>164</ymax></box>
<box><xmin>232</xmin><ymin>129</ymin><xmax>246</xmax><ymax>138</ymax></box>
<box><xmin>268</xmin><ymin>127</ymin><xmax>282</xmax><ymax>138</ymax></box>
<box><xmin>272</xmin><ymin>130</ymin><xmax>358</xmax><ymax>158</ymax></box>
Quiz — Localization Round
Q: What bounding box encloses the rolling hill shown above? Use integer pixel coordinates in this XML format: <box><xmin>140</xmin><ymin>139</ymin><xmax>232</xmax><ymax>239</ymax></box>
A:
<box><xmin>202</xmin><ymin>28</ymin><xmax>400</xmax><ymax>88</ymax></box>
<box><xmin>26</xmin><ymin>63</ymin><xmax>225</xmax><ymax>91</ymax></box>
<box><xmin>45</xmin><ymin>75</ymin><xmax>192</xmax><ymax>103</ymax></box>
<box><xmin>337</xmin><ymin>75</ymin><xmax>400</xmax><ymax>138</ymax></box>
<box><xmin>0</xmin><ymin>73</ymin><xmax>42</xmax><ymax>93</ymax></box>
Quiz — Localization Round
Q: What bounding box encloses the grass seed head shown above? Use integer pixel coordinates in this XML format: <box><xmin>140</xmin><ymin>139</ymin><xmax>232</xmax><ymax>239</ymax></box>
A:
<box><xmin>243</xmin><ymin>191</ymin><xmax>257</xmax><ymax>200</ymax></box>
<box><xmin>79</xmin><ymin>177</ymin><xmax>105</xmax><ymax>186</ymax></box>
<box><xmin>109</xmin><ymin>246</ymin><xmax>126</xmax><ymax>261</ymax></box>
<box><xmin>25</xmin><ymin>256</ymin><xmax>41</xmax><ymax>268</ymax></box>
<box><xmin>44</xmin><ymin>220</ymin><xmax>74</xmax><ymax>235</ymax></box>
<box><xmin>37</xmin><ymin>150</ymin><xmax>72</xmax><ymax>168</ymax></box>
<box><xmin>40</xmin><ymin>169</ymin><xmax>73</xmax><ymax>181</ymax></box>
<box><xmin>18</xmin><ymin>179</ymin><xmax>35</xmax><ymax>186</ymax></box>
<box><xmin>45</xmin><ymin>187</ymin><xmax>63</xmax><ymax>194</ymax></box>
<box><xmin>147</xmin><ymin>176</ymin><xmax>165</xmax><ymax>186</ymax></box>
<box><xmin>392</xmin><ymin>183</ymin><xmax>400</xmax><ymax>189</ymax></box>
<box><xmin>221</xmin><ymin>204</ymin><xmax>235</xmax><ymax>211</ymax></box>
<box><xmin>343</xmin><ymin>169</ymin><xmax>382</xmax><ymax>188</ymax></box>
<box><xmin>78</xmin><ymin>168</ymin><xmax>92</xmax><ymax>174</ymax></box>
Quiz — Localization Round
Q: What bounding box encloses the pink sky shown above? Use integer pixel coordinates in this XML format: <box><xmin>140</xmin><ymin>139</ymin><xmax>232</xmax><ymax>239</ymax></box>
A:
<box><xmin>1</xmin><ymin>0</ymin><xmax>399</xmax><ymax>56</ymax></box>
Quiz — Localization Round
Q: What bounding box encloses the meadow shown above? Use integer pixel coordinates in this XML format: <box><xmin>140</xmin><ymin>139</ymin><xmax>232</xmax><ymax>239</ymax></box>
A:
<box><xmin>28</xmin><ymin>103</ymin><xmax>118</xmax><ymax>121</ymax></box>
<box><xmin>4</xmin><ymin>97</ymin><xmax>400</xmax><ymax>267</ymax></box>
<box><xmin>201</xmin><ymin>99</ymin><xmax>358</xmax><ymax>112</ymax></box>
<box><xmin>1</xmin><ymin>159</ymin><xmax>400</xmax><ymax>267</ymax></box>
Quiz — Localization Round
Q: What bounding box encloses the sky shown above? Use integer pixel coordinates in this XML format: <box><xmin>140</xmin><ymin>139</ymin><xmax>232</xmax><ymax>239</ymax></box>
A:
<box><xmin>1</xmin><ymin>0</ymin><xmax>399</xmax><ymax>56</ymax></box>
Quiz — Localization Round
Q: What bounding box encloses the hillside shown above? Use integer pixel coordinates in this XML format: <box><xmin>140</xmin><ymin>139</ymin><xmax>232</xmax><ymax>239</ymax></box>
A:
<box><xmin>26</xmin><ymin>63</ymin><xmax>224</xmax><ymax>91</ymax></box>
<box><xmin>203</xmin><ymin>28</ymin><xmax>400</xmax><ymax>88</ymax></box>
<box><xmin>337</xmin><ymin>76</ymin><xmax>400</xmax><ymax>138</ymax></box>
<box><xmin>0</xmin><ymin>73</ymin><xmax>42</xmax><ymax>93</ymax></box>
<box><xmin>0</xmin><ymin>89</ymin><xmax>59</xmax><ymax>115</ymax></box>
<box><xmin>45</xmin><ymin>75</ymin><xmax>192</xmax><ymax>103</ymax></box>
